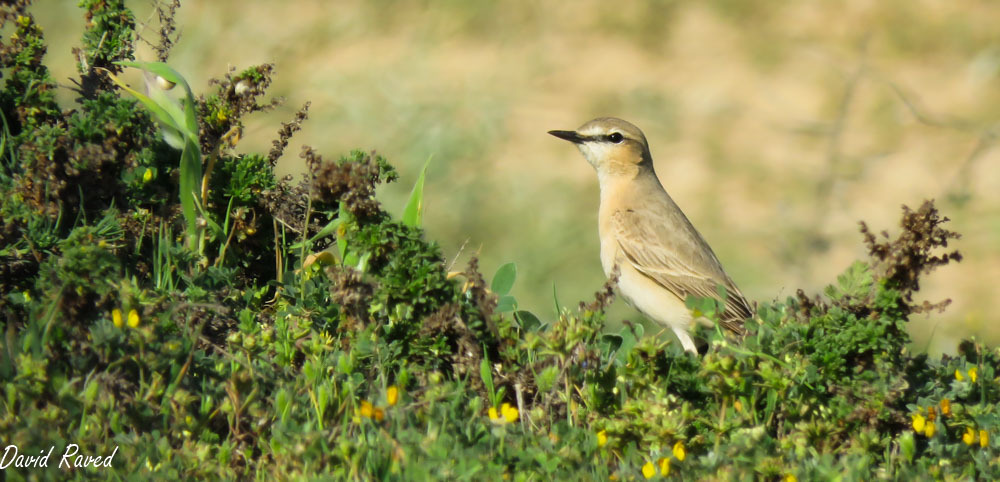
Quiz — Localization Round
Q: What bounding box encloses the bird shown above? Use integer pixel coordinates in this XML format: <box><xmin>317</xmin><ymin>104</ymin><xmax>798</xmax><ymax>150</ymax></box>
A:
<box><xmin>548</xmin><ymin>117</ymin><xmax>753</xmax><ymax>353</ymax></box>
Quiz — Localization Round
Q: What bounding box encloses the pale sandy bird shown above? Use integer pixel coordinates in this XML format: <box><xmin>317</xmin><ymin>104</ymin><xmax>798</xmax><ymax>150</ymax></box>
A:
<box><xmin>549</xmin><ymin>117</ymin><xmax>753</xmax><ymax>353</ymax></box>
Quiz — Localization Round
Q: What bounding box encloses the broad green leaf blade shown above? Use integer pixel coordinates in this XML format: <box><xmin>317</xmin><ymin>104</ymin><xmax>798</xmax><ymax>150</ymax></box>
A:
<box><xmin>514</xmin><ymin>310</ymin><xmax>541</xmax><ymax>332</ymax></box>
<box><xmin>402</xmin><ymin>156</ymin><xmax>431</xmax><ymax>227</ymax></box>
<box><xmin>615</xmin><ymin>324</ymin><xmax>642</xmax><ymax>362</ymax></box>
<box><xmin>491</xmin><ymin>262</ymin><xmax>517</xmax><ymax>296</ymax></box>
<box><xmin>601</xmin><ymin>333</ymin><xmax>624</xmax><ymax>354</ymax></box>
<box><xmin>496</xmin><ymin>295</ymin><xmax>516</xmax><ymax>313</ymax></box>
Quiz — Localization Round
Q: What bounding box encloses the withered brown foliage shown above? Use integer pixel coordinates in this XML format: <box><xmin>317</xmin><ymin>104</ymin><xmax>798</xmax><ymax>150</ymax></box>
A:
<box><xmin>795</xmin><ymin>199</ymin><xmax>962</xmax><ymax>323</ymax></box>
<box><xmin>311</xmin><ymin>148</ymin><xmax>388</xmax><ymax>221</ymax></box>
<box><xmin>415</xmin><ymin>257</ymin><xmax>505</xmax><ymax>400</ymax></box>
<box><xmin>327</xmin><ymin>264</ymin><xmax>377</xmax><ymax>335</ymax></box>
<box><xmin>0</xmin><ymin>1</ymin><xmax>30</xmax><ymax>20</ymax></box>
<box><xmin>268</xmin><ymin>102</ymin><xmax>311</xmax><ymax>166</ymax></box>
<box><xmin>152</xmin><ymin>0</ymin><xmax>181</xmax><ymax>62</ymax></box>
<box><xmin>860</xmin><ymin>200</ymin><xmax>962</xmax><ymax>314</ymax></box>
<box><xmin>579</xmin><ymin>268</ymin><xmax>618</xmax><ymax>314</ymax></box>
<box><xmin>261</xmin><ymin>173</ymin><xmax>309</xmax><ymax>234</ymax></box>
<box><xmin>420</xmin><ymin>301</ymin><xmax>489</xmax><ymax>395</ymax></box>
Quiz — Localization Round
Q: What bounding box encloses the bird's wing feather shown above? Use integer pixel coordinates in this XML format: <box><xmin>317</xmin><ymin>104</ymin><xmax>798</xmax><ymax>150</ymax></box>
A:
<box><xmin>611</xmin><ymin>208</ymin><xmax>752</xmax><ymax>334</ymax></box>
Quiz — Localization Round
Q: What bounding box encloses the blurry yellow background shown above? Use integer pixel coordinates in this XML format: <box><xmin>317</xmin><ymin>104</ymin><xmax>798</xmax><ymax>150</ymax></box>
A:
<box><xmin>36</xmin><ymin>1</ymin><xmax>999</xmax><ymax>354</ymax></box>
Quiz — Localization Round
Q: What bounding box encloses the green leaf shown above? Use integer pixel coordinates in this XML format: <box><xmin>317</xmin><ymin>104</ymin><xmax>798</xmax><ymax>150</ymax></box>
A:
<box><xmin>289</xmin><ymin>217</ymin><xmax>342</xmax><ymax>250</ymax></box>
<box><xmin>601</xmin><ymin>333</ymin><xmax>624</xmax><ymax>355</ymax></box>
<box><xmin>103</xmin><ymin>70</ymin><xmax>185</xmax><ymax>148</ymax></box>
<box><xmin>115</xmin><ymin>61</ymin><xmax>199</xmax><ymax>137</ymax></box>
<box><xmin>496</xmin><ymin>295</ymin><xmax>516</xmax><ymax>313</ymax></box>
<box><xmin>514</xmin><ymin>310</ymin><xmax>541</xmax><ymax>332</ymax></box>
<box><xmin>109</xmin><ymin>61</ymin><xmax>203</xmax><ymax>250</ymax></box>
<box><xmin>552</xmin><ymin>283</ymin><xmax>561</xmax><ymax>315</ymax></box>
<box><xmin>826</xmin><ymin>261</ymin><xmax>873</xmax><ymax>300</ymax></box>
<box><xmin>491</xmin><ymin>262</ymin><xmax>517</xmax><ymax>296</ymax></box>
<box><xmin>616</xmin><ymin>325</ymin><xmax>640</xmax><ymax>362</ymax></box>
<box><xmin>480</xmin><ymin>356</ymin><xmax>495</xmax><ymax>405</ymax></box>
<box><xmin>402</xmin><ymin>156</ymin><xmax>431</xmax><ymax>227</ymax></box>
<box><xmin>178</xmin><ymin>140</ymin><xmax>202</xmax><ymax>248</ymax></box>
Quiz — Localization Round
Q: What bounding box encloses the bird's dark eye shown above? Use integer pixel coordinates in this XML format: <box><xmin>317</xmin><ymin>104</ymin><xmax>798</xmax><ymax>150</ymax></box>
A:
<box><xmin>607</xmin><ymin>132</ymin><xmax>624</xmax><ymax>143</ymax></box>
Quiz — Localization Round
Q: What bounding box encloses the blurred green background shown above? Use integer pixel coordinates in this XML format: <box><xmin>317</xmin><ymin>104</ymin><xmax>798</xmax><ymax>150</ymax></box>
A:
<box><xmin>35</xmin><ymin>0</ymin><xmax>999</xmax><ymax>354</ymax></box>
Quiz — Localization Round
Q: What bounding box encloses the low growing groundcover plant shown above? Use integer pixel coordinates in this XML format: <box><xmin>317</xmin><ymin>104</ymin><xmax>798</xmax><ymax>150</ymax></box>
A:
<box><xmin>0</xmin><ymin>2</ymin><xmax>996</xmax><ymax>479</ymax></box>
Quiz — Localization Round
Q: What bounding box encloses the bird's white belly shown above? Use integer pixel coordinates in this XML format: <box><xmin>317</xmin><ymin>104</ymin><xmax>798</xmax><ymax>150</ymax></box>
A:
<box><xmin>599</xmin><ymin>225</ymin><xmax>694</xmax><ymax>333</ymax></box>
<box><xmin>612</xmin><ymin>261</ymin><xmax>693</xmax><ymax>333</ymax></box>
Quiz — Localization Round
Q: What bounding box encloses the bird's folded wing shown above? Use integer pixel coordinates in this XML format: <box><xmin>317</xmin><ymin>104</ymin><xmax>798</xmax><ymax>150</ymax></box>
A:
<box><xmin>611</xmin><ymin>209</ymin><xmax>752</xmax><ymax>335</ymax></box>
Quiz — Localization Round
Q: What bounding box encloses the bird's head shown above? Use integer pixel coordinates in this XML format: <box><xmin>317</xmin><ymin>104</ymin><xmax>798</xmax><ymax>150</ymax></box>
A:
<box><xmin>548</xmin><ymin>117</ymin><xmax>652</xmax><ymax>175</ymax></box>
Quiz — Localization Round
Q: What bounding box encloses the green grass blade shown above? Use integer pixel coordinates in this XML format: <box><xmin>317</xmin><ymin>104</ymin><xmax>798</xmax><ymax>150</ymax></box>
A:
<box><xmin>179</xmin><ymin>139</ymin><xmax>202</xmax><ymax>248</ymax></box>
<box><xmin>402</xmin><ymin>156</ymin><xmax>431</xmax><ymax>227</ymax></box>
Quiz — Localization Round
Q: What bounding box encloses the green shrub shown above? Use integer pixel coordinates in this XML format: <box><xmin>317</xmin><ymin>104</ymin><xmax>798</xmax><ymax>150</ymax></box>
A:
<box><xmin>0</xmin><ymin>3</ymin><xmax>995</xmax><ymax>480</ymax></box>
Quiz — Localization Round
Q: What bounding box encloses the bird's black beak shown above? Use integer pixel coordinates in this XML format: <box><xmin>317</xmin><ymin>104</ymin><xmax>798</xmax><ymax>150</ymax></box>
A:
<box><xmin>548</xmin><ymin>130</ymin><xmax>586</xmax><ymax>144</ymax></box>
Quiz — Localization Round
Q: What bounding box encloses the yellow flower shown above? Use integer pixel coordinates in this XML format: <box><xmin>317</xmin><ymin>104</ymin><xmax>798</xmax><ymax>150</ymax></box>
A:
<box><xmin>980</xmin><ymin>430</ymin><xmax>989</xmax><ymax>448</ymax></box>
<box><xmin>373</xmin><ymin>407</ymin><xmax>385</xmax><ymax>422</ymax></box>
<box><xmin>501</xmin><ymin>403</ymin><xmax>519</xmax><ymax>423</ymax></box>
<box><xmin>963</xmin><ymin>427</ymin><xmax>976</xmax><ymax>445</ymax></box>
<box><xmin>641</xmin><ymin>461</ymin><xmax>655</xmax><ymax>479</ymax></box>
<box><xmin>127</xmin><ymin>309</ymin><xmax>140</xmax><ymax>328</ymax></box>
<box><xmin>911</xmin><ymin>413</ymin><xmax>925</xmax><ymax>433</ymax></box>
<box><xmin>784</xmin><ymin>475</ymin><xmax>798</xmax><ymax>482</ymax></box>
<box><xmin>955</xmin><ymin>369</ymin><xmax>965</xmax><ymax>381</ymax></box>
<box><xmin>925</xmin><ymin>421</ymin><xmax>936</xmax><ymax>438</ymax></box>
<box><xmin>657</xmin><ymin>457</ymin><xmax>670</xmax><ymax>476</ymax></box>
<box><xmin>143</xmin><ymin>168</ymin><xmax>153</xmax><ymax>183</ymax></box>
<box><xmin>968</xmin><ymin>366</ymin><xmax>978</xmax><ymax>383</ymax></box>
<box><xmin>489</xmin><ymin>404</ymin><xmax>519</xmax><ymax>425</ymax></box>
<box><xmin>112</xmin><ymin>309</ymin><xmax>123</xmax><ymax>328</ymax></box>
<box><xmin>939</xmin><ymin>399</ymin><xmax>950</xmax><ymax>417</ymax></box>
<box><xmin>387</xmin><ymin>385</ymin><xmax>399</xmax><ymax>406</ymax></box>
<box><xmin>359</xmin><ymin>400</ymin><xmax>374</xmax><ymax>419</ymax></box>
<box><xmin>673</xmin><ymin>441</ymin><xmax>686</xmax><ymax>462</ymax></box>
<box><xmin>597</xmin><ymin>430</ymin><xmax>608</xmax><ymax>447</ymax></box>
<box><xmin>733</xmin><ymin>399</ymin><xmax>743</xmax><ymax>412</ymax></box>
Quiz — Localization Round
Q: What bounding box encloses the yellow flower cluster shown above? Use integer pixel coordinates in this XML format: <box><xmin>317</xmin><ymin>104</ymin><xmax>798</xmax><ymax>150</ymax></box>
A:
<box><xmin>359</xmin><ymin>401</ymin><xmax>384</xmax><ymax>422</ymax></box>
<box><xmin>955</xmin><ymin>366</ymin><xmax>978</xmax><ymax>383</ymax></box>
<box><xmin>358</xmin><ymin>385</ymin><xmax>401</xmax><ymax>423</ymax></box>
<box><xmin>912</xmin><ymin>400</ymin><xmax>991</xmax><ymax>448</ymax></box>
<box><xmin>112</xmin><ymin>308</ymin><xmax>141</xmax><ymax>329</ymax></box>
<box><xmin>911</xmin><ymin>413</ymin><xmax>935</xmax><ymax>437</ymax></box>
<box><xmin>488</xmin><ymin>403</ymin><xmax>519</xmax><ymax>424</ymax></box>
<box><xmin>641</xmin><ymin>441</ymin><xmax>685</xmax><ymax>479</ymax></box>
<box><xmin>962</xmin><ymin>427</ymin><xmax>989</xmax><ymax>448</ymax></box>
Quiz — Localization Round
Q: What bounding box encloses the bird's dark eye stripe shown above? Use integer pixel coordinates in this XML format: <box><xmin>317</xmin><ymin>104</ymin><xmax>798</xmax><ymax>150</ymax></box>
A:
<box><xmin>607</xmin><ymin>133</ymin><xmax>624</xmax><ymax>143</ymax></box>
